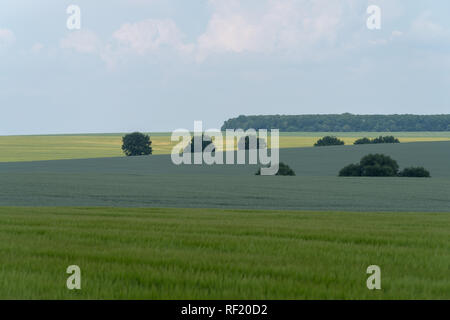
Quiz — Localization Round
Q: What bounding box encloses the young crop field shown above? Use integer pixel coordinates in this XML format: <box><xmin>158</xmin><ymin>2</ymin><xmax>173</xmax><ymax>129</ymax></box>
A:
<box><xmin>1</xmin><ymin>138</ymin><xmax>449</xmax><ymax>300</ymax></box>
<box><xmin>0</xmin><ymin>207</ymin><xmax>448</xmax><ymax>299</ymax></box>
<box><xmin>1</xmin><ymin>132</ymin><xmax>450</xmax><ymax>162</ymax></box>
<box><xmin>1</xmin><ymin>141</ymin><xmax>449</xmax><ymax>212</ymax></box>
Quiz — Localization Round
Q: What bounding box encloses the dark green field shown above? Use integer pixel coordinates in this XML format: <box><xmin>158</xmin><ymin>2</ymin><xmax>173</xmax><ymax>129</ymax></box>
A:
<box><xmin>0</xmin><ymin>207</ymin><xmax>448</xmax><ymax>299</ymax></box>
<box><xmin>1</xmin><ymin>141</ymin><xmax>449</xmax><ymax>211</ymax></box>
<box><xmin>1</xmin><ymin>141</ymin><xmax>449</xmax><ymax>299</ymax></box>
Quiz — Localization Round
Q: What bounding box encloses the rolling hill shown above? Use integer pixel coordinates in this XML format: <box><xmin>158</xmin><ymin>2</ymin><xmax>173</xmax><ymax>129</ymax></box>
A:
<box><xmin>1</xmin><ymin>141</ymin><xmax>449</xmax><ymax>211</ymax></box>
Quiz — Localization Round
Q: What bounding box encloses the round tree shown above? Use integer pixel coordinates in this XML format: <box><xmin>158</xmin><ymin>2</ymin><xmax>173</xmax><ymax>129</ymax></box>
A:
<box><xmin>339</xmin><ymin>153</ymin><xmax>400</xmax><ymax>177</ymax></box>
<box><xmin>359</xmin><ymin>154</ymin><xmax>399</xmax><ymax>176</ymax></box>
<box><xmin>121</xmin><ymin>132</ymin><xmax>152</xmax><ymax>156</ymax></box>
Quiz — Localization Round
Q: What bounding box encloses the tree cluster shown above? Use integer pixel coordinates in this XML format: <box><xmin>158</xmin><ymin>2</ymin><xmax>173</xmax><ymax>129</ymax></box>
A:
<box><xmin>314</xmin><ymin>136</ymin><xmax>345</xmax><ymax>147</ymax></box>
<box><xmin>221</xmin><ymin>114</ymin><xmax>450</xmax><ymax>132</ymax></box>
<box><xmin>354</xmin><ymin>136</ymin><xmax>400</xmax><ymax>145</ymax></box>
<box><xmin>339</xmin><ymin>154</ymin><xmax>431</xmax><ymax>177</ymax></box>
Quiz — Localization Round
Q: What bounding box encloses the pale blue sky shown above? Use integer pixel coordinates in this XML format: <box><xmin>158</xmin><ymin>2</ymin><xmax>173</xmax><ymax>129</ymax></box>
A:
<box><xmin>0</xmin><ymin>0</ymin><xmax>449</xmax><ymax>134</ymax></box>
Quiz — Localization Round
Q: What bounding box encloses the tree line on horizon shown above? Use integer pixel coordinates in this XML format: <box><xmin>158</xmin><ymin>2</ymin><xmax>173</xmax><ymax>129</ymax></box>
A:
<box><xmin>221</xmin><ymin>114</ymin><xmax>450</xmax><ymax>132</ymax></box>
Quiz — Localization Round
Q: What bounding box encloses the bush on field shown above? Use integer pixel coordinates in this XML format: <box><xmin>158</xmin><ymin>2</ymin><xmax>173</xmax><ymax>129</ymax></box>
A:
<box><xmin>338</xmin><ymin>163</ymin><xmax>362</xmax><ymax>177</ymax></box>
<box><xmin>339</xmin><ymin>154</ymin><xmax>430</xmax><ymax>178</ymax></box>
<box><xmin>339</xmin><ymin>153</ymin><xmax>398</xmax><ymax>177</ymax></box>
<box><xmin>373</xmin><ymin>136</ymin><xmax>400</xmax><ymax>144</ymax></box>
<box><xmin>360</xmin><ymin>154</ymin><xmax>399</xmax><ymax>176</ymax></box>
<box><xmin>354</xmin><ymin>136</ymin><xmax>400</xmax><ymax>145</ymax></box>
<box><xmin>238</xmin><ymin>135</ymin><xmax>267</xmax><ymax>150</ymax></box>
<box><xmin>256</xmin><ymin>162</ymin><xmax>295</xmax><ymax>176</ymax></box>
<box><xmin>121</xmin><ymin>132</ymin><xmax>152</xmax><ymax>156</ymax></box>
<box><xmin>399</xmin><ymin>167</ymin><xmax>431</xmax><ymax>177</ymax></box>
<box><xmin>353</xmin><ymin>137</ymin><xmax>372</xmax><ymax>145</ymax></box>
<box><xmin>314</xmin><ymin>136</ymin><xmax>345</xmax><ymax>147</ymax></box>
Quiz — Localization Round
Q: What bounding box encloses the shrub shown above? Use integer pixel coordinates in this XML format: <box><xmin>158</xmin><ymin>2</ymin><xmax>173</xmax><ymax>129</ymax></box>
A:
<box><xmin>354</xmin><ymin>137</ymin><xmax>372</xmax><ymax>145</ymax></box>
<box><xmin>256</xmin><ymin>162</ymin><xmax>295</xmax><ymax>176</ymax></box>
<box><xmin>372</xmin><ymin>136</ymin><xmax>400</xmax><ymax>144</ymax></box>
<box><xmin>121</xmin><ymin>132</ymin><xmax>152</xmax><ymax>156</ymax></box>
<box><xmin>339</xmin><ymin>163</ymin><xmax>362</xmax><ymax>176</ymax></box>
<box><xmin>314</xmin><ymin>136</ymin><xmax>345</xmax><ymax>147</ymax></box>
<box><xmin>238</xmin><ymin>135</ymin><xmax>267</xmax><ymax>150</ymax></box>
<box><xmin>354</xmin><ymin>136</ymin><xmax>400</xmax><ymax>145</ymax></box>
<box><xmin>399</xmin><ymin>167</ymin><xmax>431</xmax><ymax>177</ymax></box>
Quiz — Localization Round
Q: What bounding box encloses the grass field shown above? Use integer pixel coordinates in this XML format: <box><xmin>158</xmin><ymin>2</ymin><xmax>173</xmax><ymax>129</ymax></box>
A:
<box><xmin>1</xmin><ymin>132</ymin><xmax>450</xmax><ymax>162</ymax></box>
<box><xmin>0</xmin><ymin>206</ymin><xmax>448</xmax><ymax>299</ymax></box>
<box><xmin>1</xmin><ymin>141</ymin><xmax>449</xmax><ymax>211</ymax></box>
<box><xmin>1</xmin><ymin>137</ymin><xmax>449</xmax><ymax>300</ymax></box>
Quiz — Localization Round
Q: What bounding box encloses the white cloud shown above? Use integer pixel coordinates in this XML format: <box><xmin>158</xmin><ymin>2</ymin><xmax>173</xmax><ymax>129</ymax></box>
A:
<box><xmin>0</xmin><ymin>28</ymin><xmax>15</xmax><ymax>48</ymax></box>
<box><xmin>57</xmin><ymin>1</ymin><xmax>383</xmax><ymax>66</ymax></box>
<box><xmin>411</xmin><ymin>11</ymin><xmax>449</xmax><ymax>40</ymax></box>
<box><xmin>61</xmin><ymin>0</ymin><xmax>446</xmax><ymax>68</ymax></box>
<box><xmin>196</xmin><ymin>0</ymin><xmax>352</xmax><ymax>60</ymax></box>
<box><xmin>60</xmin><ymin>30</ymin><xmax>101</xmax><ymax>54</ymax></box>
<box><xmin>31</xmin><ymin>43</ymin><xmax>44</xmax><ymax>54</ymax></box>
<box><xmin>59</xmin><ymin>19</ymin><xmax>194</xmax><ymax>69</ymax></box>
<box><xmin>368</xmin><ymin>30</ymin><xmax>404</xmax><ymax>47</ymax></box>
<box><xmin>112</xmin><ymin>19</ymin><xmax>193</xmax><ymax>55</ymax></box>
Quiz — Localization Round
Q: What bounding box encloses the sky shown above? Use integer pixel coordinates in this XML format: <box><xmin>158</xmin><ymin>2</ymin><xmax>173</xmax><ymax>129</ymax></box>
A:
<box><xmin>0</xmin><ymin>0</ymin><xmax>449</xmax><ymax>135</ymax></box>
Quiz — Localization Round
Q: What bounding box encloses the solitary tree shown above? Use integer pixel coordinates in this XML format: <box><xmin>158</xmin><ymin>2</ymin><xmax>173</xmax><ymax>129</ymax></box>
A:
<box><xmin>121</xmin><ymin>132</ymin><xmax>152</xmax><ymax>156</ymax></box>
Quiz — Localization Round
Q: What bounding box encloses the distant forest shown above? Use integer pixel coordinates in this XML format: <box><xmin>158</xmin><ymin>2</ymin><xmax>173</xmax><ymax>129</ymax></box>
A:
<box><xmin>221</xmin><ymin>114</ymin><xmax>450</xmax><ymax>132</ymax></box>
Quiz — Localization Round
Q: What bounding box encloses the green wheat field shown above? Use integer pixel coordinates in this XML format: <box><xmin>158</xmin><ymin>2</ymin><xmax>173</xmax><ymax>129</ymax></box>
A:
<box><xmin>0</xmin><ymin>207</ymin><xmax>448</xmax><ymax>299</ymax></box>
<box><xmin>0</xmin><ymin>133</ymin><xmax>449</xmax><ymax>299</ymax></box>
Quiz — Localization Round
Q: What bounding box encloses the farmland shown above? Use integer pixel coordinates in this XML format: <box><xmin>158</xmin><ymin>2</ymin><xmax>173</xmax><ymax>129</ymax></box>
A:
<box><xmin>1</xmin><ymin>132</ymin><xmax>450</xmax><ymax>162</ymax></box>
<box><xmin>0</xmin><ymin>136</ymin><xmax>449</xmax><ymax>300</ymax></box>
<box><xmin>0</xmin><ymin>207</ymin><xmax>448</xmax><ymax>299</ymax></box>
<box><xmin>1</xmin><ymin>141</ymin><xmax>449</xmax><ymax>211</ymax></box>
